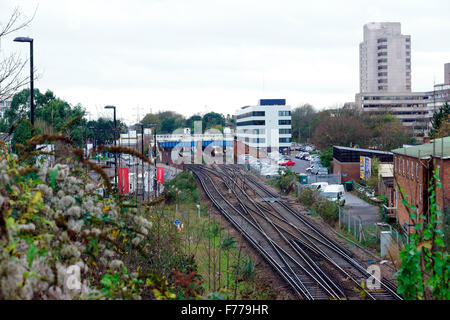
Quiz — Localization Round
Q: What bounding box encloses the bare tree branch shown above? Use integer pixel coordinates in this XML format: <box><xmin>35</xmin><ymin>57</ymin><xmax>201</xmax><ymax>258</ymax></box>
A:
<box><xmin>0</xmin><ymin>6</ymin><xmax>37</xmax><ymax>101</ymax></box>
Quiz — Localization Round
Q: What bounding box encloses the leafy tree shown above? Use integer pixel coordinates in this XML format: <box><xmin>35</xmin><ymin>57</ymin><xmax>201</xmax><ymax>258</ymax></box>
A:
<box><xmin>86</xmin><ymin>117</ymin><xmax>127</xmax><ymax>146</ymax></box>
<box><xmin>185</xmin><ymin>114</ymin><xmax>202</xmax><ymax>132</ymax></box>
<box><xmin>311</xmin><ymin>109</ymin><xmax>372</xmax><ymax>149</ymax></box>
<box><xmin>1</xmin><ymin>88</ymin><xmax>88</xmax><ymax>149</ymax></box>
<box><xmin>364</xmin><ymin>113</ymin><xmax>415</xmax><ymax>149</ymax></box>
<box><xmin>202</xmin><ymin>112</ymin><xmax>225</xmax><ymax>131</ymax></box>
<box><xmin>291</xmin><ymin>104</ymin><xmax>317</xmax><ymax>142</ymax></box>
<box><xmin>431</xmin><ymin>102</ymin><xmax>450</xmax><ymax>138</ymax></box>
<box><xmin>434</xmin><ymin>115</ymin><xmax>450</xmax><ymax>139</ymax></box>
<box><xmin>319</xmin><ymin>147</ymin><xmax>333</xmax><ymax>170</ymax></box>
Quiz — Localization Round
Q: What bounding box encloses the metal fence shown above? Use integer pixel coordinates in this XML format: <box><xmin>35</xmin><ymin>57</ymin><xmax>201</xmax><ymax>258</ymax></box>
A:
<box><xmin>302</xmin><ymin>174</ymin><xmax>341</xmax><ymax>185</ymax></box>
<box><xmin>338</xmin><ymin>207</ymin><xmax>407</xmax><ymax>253</ymax></box>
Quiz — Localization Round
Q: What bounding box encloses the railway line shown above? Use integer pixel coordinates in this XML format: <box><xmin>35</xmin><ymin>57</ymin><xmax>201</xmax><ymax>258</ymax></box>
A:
<box><xmin>186</xmin><ymin>164</ymin><xmax>402</xmax><ymax>300</ymax></box>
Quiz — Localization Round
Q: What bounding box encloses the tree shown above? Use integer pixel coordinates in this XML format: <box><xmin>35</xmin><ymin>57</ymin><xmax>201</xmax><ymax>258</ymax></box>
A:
<box><xmin>319</xmin><ymin>147</ymin><xmax>333</xmax><ymax>170</ymax></box>
<box><xmin>434</xmin><ymin>114</ymin><xmax>450</xmax><ymax>138</ymax></box>
<box><xmin>0</xmin><ymin>7</ymin><xmax>36</xmax><ymax>101</ymax></box>
<box><xmin>86</xmin><ymin>117</ymin><xmax>127</xmax><ymax>146</ymax></box>
<box><xmin>364</xmin><ymin>113</ymin><xmax>415</xmax><ymax>150</ymax></box>
<box><xmin>291</xmin><ymin>104</ymin><xmax>317</xmax><ymax>142</ymax></box>
<box><xmin>431</xmin><ymin>102</ymin><xmax>450</xmax><ymax>139</ymax></box>
<box><xmin>185</xmin><ymin>114</ymin><xmax>202</xmax><ymax>132</ymax></box>
<box><xmin>202</xmin><ymin>112</ymin><xmax>225</xmax><ymax>131</ymax></box>
<box><xmin>2</xmin><ymin>88</ymin><xmax>88</xmax><ymax>149</ymax></box>
<box><xmin>311</xmin><ymin>110</ymin><xmax>372</xmax><ymax>149</ymax></box>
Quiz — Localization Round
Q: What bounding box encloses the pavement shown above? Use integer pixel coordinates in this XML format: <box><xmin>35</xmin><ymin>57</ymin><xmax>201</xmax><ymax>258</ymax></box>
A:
<box><xmin>343</xmin><ymin>192</ymin><xmax>381</xmax><ymax>225</ymax></box>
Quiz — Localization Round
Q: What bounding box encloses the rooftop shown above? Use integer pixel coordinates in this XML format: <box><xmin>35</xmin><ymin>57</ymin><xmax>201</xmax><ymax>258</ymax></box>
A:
<box><xmin>392</xmin><ymin>136</ymin><xmax>450</xmax><ymax>159</ymax></box>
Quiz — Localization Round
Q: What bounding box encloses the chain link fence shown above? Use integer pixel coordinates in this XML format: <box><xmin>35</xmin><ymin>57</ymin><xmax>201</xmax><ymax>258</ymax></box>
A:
<box><xmin>339</xmin><ymin>207</ymin><xmax>407</xmax><ymax>253</ymax></box>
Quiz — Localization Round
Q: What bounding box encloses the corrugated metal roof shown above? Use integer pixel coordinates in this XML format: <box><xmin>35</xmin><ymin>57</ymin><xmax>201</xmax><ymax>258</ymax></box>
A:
<box><xmin>392</xmin><ymin>136</ymin><xmax>450</xmax><ymax>159</ymax></box>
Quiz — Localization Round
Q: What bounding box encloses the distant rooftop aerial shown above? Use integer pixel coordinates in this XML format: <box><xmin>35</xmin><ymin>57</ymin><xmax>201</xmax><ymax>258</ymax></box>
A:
<box><xmin>392</xmin><ymin>136</ymin><xmax>450</xmax><ymax>159</ymax></box>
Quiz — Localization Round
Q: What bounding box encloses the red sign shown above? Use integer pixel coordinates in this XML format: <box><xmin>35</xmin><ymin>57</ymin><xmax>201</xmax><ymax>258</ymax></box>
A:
<box><xmin>157</xmin><ymin>167</ymin><xmax>164</xmax><ymax>184</ymax></box>
<box><xmin>118</xmin><ymin>167</ymin><xmax>129</xmax><ymax>194</ymax></box>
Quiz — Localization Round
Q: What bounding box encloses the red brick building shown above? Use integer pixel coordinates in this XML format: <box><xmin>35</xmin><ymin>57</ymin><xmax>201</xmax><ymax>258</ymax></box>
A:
<box><xmin>392</xmin><ymin>136</ymin><xmax>450</xmax><ymax>235</ymax></box>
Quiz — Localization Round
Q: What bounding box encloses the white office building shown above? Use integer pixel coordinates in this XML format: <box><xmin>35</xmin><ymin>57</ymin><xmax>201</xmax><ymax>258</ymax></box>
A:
<box><xmin>236</xmin><ymin>99</ymin><xmax>291</xmax><ymax>154</ymax></box>
<box><xmin>360</xmin><ymin>22</ymin><xmax>411</xmax><ymax>93</ymax></box>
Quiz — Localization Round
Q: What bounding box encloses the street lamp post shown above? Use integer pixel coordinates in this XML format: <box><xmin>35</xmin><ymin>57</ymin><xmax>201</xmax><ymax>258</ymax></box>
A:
<box><xmin>13</xmin><ymin>37</ymin><xmax>34</xmax><ymax>128</ymax></box>
<box><xmin>104</xmin><ymin>106</ymin><xmax>117</xmax><ymax>190</ymax></box>
<box><xmin>137</xmin><ymin>123</ymin><xmax>145</xmax><ymax>200</ymax></box>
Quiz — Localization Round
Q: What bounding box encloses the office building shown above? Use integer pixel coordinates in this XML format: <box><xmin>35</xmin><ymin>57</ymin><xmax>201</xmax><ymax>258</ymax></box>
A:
<box><xmin>236</xmin><ymin>99</ymin><xmax>291</xmax><ymax>155</ymax></box>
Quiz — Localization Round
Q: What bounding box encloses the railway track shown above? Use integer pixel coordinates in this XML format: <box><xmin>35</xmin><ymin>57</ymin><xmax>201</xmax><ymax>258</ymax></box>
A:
<box><xmin>186</xmin><ymin>164</ymin><xmax>402</xmax><ymax>300</ymax></box>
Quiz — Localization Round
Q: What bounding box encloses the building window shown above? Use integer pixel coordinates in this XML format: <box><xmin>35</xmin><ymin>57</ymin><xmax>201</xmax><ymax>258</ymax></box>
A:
<box><xmin>416</xmin><ymin>163</ymin><xmax>419</xmax><ymax>181</ymax></box>
<box><xmin>377</xmin><ymin>52</ymin><xmax>387</xmax><ymax>56</ymax></box>
<box><xmin>402</xmin><ymin>158</ymin><xmax>405</xmax><ymax>176</ymax></box>
<box><xmin>236</xmin><ymin>120</ymin><xmax>265</xmax><ymax>126</ymax></box>
<box><xmin>419</xmin><ymin>184</ymin><xmax>422</xmax><ymax>203</ymax></box>
<box><xmin>279</xmin><ymin>137</ymin><xmax>291</xmax><ymax>143</ymax></box>
<box><xmin>377</xmin><ymin>45</ymin><xmax>387</xmax><ymax>50</ymax></box>
<box><xmin>378</xmin><ymin>65</ymin><xmax>388</xmax><ymax>70</ymax></box>
<box><xmin>411</xmin><ymin>161</ymin><xmax>414</xmax><ymax>180</ymax></box>
<box><xmin>279</xmin><ymin>128</ymin><xmax>291</xmax><ymax>134</ymax></box>
<box><xmin>378</xmin><ymin>58</ymin><xmax>388</xmax><ymax>63</ymax></box>
<box><xmin>378</xmin><ymin>79</ymin><xmax>388</xmax><ymax>83</ymax></box>
<box><xmin>377</xmin><ymin>38</ymin><xmax>387</xmax><ymax>43</ymax></box>
<box><xmin>278</xmin><ymin>111</ymin><xmax>291</xmax><ymax>117</ymax></box>
<box><xmin>406</xmin><ymin>160</ymin><xmax>409</xmax><ymax>178</ymax></box>
<box><xmin>278</xmin><ymin>120</ymin><xmax>291</xmax><ymax>125</ymax></box>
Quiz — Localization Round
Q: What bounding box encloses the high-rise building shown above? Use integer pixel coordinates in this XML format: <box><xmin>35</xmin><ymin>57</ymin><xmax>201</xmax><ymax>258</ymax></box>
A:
<box><xmin>445</xmin><ymin>63</ymin><xmax>450</xmax><ymax>85</ymax></box>
<box><xmin>359</xmin><ymin>22</ymin><xmax>411</xmax><ymax>93</ymax></box>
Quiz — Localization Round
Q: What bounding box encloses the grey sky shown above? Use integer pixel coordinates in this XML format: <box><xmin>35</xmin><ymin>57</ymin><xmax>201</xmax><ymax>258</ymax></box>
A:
<box><xmin>1</xmin><ymin>0</ymin><xmax>449</xmax><ymax>125</ymax></box>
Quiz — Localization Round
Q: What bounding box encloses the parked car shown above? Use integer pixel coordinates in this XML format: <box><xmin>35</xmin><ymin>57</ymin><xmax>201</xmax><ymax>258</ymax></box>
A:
<box><xmin>316</xmin><ymin>167</ymin><xmax>328</xmax><ymax>175</ymax></box>
<box><xmin>281</xmin><ymin>160</ymin><xmax>295</xmax><ymax>166</ymax></box>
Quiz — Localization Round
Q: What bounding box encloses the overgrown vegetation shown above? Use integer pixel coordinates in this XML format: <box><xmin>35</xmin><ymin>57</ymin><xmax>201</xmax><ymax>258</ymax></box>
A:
<box><xmin>276</xmin><ymin>169</ymin><xmax>298</xmax><ymax>195</ymax></box>
<box><xmin>0</xmin><ymin>121</ymin><xmax>276</xmax><ymax>299</ymax></box>
<box><xmin>395</xmin><ymin>170</ymin><xmax>449</xmax><ymax>300</ymax></box>
<box><xmin>298</xmin><ymin>187</ymin><xmax>339</xmax><ymax>224</ymax></box>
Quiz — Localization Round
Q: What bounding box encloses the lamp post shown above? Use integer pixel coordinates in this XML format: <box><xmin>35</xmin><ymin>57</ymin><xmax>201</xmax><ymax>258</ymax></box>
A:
<box><xmin>104</xmin><ymin>105</ymin><xmax>117</xmax><ymax>190</ymax></box>
<box><xmin>13</xmin><ymin>37</ymin><xmax>34</xmax><ymax>128</ymax></box>
<box><xmin>137</xmin><ymin>123</ymin><xmax>146</xmax><ymax>200</ymax></box>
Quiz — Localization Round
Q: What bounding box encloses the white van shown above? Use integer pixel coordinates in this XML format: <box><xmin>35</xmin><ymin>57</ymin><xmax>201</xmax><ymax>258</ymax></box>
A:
<box><xmin>310</xmin><ymin>182</ymin><xmax>328</xmax><ymax>190</ymax></box>
<box><xmin>321</xmin><ymin>184</ymin><xmax>345</xmax><ymax>205</ymax></box>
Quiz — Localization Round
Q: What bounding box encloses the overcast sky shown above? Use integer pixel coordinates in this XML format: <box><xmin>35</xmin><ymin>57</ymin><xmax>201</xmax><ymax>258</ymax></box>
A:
<box><xmin>1</xmin><ymin>0</ymin><xmax>449</xmax><ymax>125</ymax></box>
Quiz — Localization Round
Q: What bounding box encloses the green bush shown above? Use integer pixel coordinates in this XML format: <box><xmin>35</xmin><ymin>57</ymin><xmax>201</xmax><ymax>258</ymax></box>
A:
<box><xmin>164</xmin><ymin>172</ymin><xmax>200</xmax><ymax>204</ymax></box>
<box><xmin>298</xmin><ymin>187</ymin><xmax>339</xmax><ymax>224</ymax></box>
<box><xmin>277</xmin><ymin>169</ymin><xmax>298</xmax><ymax>194</ymax></box>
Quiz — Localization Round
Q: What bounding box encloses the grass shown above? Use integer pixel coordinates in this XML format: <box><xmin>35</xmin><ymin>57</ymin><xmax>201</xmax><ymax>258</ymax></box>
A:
<box><xmin>164</xmin><ymin>191</ymin><xmax>278</xmax><ymax>299</ymax></box>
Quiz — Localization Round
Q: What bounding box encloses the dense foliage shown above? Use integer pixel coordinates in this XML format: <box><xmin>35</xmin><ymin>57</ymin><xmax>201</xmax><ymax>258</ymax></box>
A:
<box><xmin>395</xmin><ymin>170</ymin><xmax>449</xmax><ymax>299</ymax></box>
<box><xmin>298</xmin><ymin>187</ymin><xmax>339</xmax><ymax>224</ymax></box>
<box><xmin>291</xmin><ymin>105</ymin><xmax>415</xmax><ymax>151</ymax></box>
<box><xmin>0</xmin><ymin>136</ymin><xmax>203</xmax><ymax>299</ymax></box>
<box><xmin>430</xmin><ymin>102</ymin><xmax>450</xmax><ymax>139</ymax></box>
<box><xmin>141</xmin><ymin>111</ymin><xmax>230</xmax><ymax>134</ymax></box>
